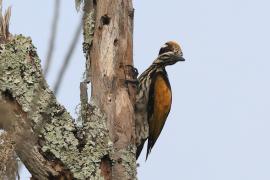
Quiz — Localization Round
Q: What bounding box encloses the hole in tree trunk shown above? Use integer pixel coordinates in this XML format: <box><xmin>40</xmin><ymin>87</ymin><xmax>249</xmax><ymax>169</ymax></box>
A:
<box><xmin>100</xmin><ymin>155</ymin><xmax>112</xmax><ymax>180</ymax></box>
<box><xmin>3</xmin><ymin>90</ymin><xmax>14</xmax><ymax>101</ymax></box>
<box><xmin>114</xmin><ymin>39</ymin><xmax>119</xmax><ymax>46</ymax></box>
<box><xmin>101</xmin><ymin>15</ymin><xmax>111</xmax><ymax>26</ymax></box>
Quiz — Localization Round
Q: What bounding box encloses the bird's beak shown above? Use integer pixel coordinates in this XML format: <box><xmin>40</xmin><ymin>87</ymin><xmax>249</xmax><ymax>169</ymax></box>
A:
<box><xmin>177</xmin><ymin>56</ymin><xmax>185</xmax><ymax>61</ymax></box>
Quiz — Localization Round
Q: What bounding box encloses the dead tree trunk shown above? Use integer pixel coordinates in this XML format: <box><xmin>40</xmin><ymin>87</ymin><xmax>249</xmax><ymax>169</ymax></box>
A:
<box><xmin>0</xmin><ymin>0</ymin><xmax>137</xmax><ymax>179</ymax></box>
<box><xmin>83</xmin><ymin>0</ymin><xmax>137</xmax><ymax>179</ymax></box>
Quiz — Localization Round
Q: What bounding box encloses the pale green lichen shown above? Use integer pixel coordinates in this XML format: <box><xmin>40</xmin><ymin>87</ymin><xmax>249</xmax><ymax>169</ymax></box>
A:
<box><xmin>0</xmin><ymin>35</ymin><xmax>113</xmax><ymax>179</ymax></box>
<box><xmin>83</xmin><ymin>9</ymin><xmax>95</xmax><ymax>80</ymax></box>
<box><xmin>119</xmin><ymin>145</ymin><xmax>137</xmax><ymax>179</ymax></box>
<box><xmin>83</xmin><ymin>9</ymin><xmax>95</xmax><ymax>50</ymax></box>
<box><xmin>77</xmin><ymin>99</ymin><xmax>113</xmax><ymax>179</ymax></box>
<box><xmin>0</xmin><ymin>35</ymin><xmax>43</xmax><ymax>114</ymax></box>
<box><xmin>75</xmin><ymin>0</ymin><xmax>83</xmax><ymax>11</ymax></box>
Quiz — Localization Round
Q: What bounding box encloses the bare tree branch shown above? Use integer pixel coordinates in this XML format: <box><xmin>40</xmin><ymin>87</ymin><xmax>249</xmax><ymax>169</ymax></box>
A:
<box><xmin>53</xmin><ymin>21</ymin><xmax>82</xmax><ymax>95</ymax></box>
<box><xmin>43</xmin><ymin>0</ymin><xmax>61</xmax><ymax>77</ymax></box>
<box><xmin>0</xmin><ymin>0</ymin><xmax>11</xmax><ymax>42</ymax></box>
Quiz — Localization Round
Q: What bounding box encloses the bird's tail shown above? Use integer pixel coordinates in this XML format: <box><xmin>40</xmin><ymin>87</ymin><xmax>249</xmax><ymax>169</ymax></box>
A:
<box><xmin>146</xmin><ymin>139</ymin><xmax>154</xmax><ymax>160</ymax></box>
<box><xmin>136</xmin><ymin>139</ymin><xmax>146</xmax><ymax>160</ymax></box>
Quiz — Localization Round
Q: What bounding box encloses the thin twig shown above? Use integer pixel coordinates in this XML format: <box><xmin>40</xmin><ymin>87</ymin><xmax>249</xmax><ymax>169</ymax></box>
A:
<box><xmin>43</xmin><ymin>0</ymin><xmax>61</xmax><ymax>77</ymax></box>
<box><xmin>53</xmin><ymin>21</ymin><xmax>82</xmax><ymax>95</ymax></box>
<box><xmin>0</xmin><ymin>0</ymin><xmax>11</xmax><ymax>42</ymax></box>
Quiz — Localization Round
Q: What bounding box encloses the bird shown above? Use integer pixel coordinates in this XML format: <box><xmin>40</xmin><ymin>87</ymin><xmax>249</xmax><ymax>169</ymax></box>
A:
<box><xmin>135</xmin><ymin>41</ymin><xmax>185</xmax><ymax>160</ymax></box>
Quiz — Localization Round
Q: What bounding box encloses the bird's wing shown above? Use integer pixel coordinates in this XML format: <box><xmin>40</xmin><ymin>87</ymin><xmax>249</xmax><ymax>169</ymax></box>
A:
<box><xmin>146</xmin><ymin>72</ymin><xmax>172</xmax><ymax>159</ymax></box>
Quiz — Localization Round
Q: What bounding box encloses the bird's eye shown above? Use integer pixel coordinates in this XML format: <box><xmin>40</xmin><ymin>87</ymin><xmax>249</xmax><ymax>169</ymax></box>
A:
<box><xmin>175</xmin><ymin>50</ymin><xmax>181</xmax><ymax>55</ymax></box>
<box><xmin>178</xmin><ymin>51</ymin><xmax>183</xmax><ymax>56</ymax></box>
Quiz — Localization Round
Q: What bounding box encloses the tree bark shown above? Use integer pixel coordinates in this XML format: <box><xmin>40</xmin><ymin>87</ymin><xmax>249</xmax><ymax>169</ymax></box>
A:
<box><xmin>0</xmin><ymin>0</ymin><xmax>137</xmax><ymax>179</ymax></box>
<box><xmin>83</xmin><ymin>0</ymin><xmax>137</xmax><ymax>179</ymax></box>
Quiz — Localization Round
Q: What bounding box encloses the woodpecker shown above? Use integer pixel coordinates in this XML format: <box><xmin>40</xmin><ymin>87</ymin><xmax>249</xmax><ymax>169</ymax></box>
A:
<box><xmin>135</xmin><ymin>41</ymin><xmax>185</xmax><ymax>160</ymax></box>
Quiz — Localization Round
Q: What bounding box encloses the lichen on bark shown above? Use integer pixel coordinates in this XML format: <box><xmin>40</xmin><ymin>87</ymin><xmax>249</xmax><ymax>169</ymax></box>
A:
<box><xmin>117</xmin><ymin>145</ymin><xmax>137</xmax><ymax>179</ymax></box>
<box><xmin>83</xmin><ymin>10</ymin><xmax>95</xmax><ymax>52</ymax></box>
<box><xmin>0</xmin><ymin>35</ymin><xmax>114</xmax><ymax>179</ymax></box>
<box><xmin>82</xmin><ymin>1</ymin><xmax>95</xmax><ymax>81</ymax></box>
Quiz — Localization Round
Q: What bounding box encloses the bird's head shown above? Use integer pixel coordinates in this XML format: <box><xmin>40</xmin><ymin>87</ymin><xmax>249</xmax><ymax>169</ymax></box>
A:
<box><xmin>153</xmin><ymin>41</ymin><xmax>185</xmax><ymax>66</ymax></box>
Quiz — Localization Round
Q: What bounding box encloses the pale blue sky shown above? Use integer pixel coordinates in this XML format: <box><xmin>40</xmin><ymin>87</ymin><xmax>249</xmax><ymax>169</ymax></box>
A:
<box><xmin>4</xmin><ymin>0</ymin><xmax>270</xmax><ymax>179</ymax></box>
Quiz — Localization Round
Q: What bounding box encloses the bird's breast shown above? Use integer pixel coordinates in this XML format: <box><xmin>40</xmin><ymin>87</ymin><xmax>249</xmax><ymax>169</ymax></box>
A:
<box><xmin>154</xmin><ymin>75</ymin><xmax>172</xmax><ymax>113</ymax></box>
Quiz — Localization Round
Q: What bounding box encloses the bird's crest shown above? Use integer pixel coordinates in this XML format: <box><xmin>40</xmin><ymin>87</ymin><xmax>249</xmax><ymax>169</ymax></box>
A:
<box><xmin>154</xmin><ymin>41</ymin><xmax>185</xmax><ymax>66</ymax></box>
<box><xmin>159</xmin><ymin>41</ymin><xmax>183</xmax><ymax>56</ymax></box>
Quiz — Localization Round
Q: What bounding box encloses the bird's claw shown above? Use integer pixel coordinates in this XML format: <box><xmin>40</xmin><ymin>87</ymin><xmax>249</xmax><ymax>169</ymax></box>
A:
<box><xmin>125</xmin><ymin>65</ymin><xmax>139</xmax><ymax>77</ymax></box>
<box><xmin>125</xmin><ymin>79</ymin><xmax>139</xmax><ymax>85</ymax></box>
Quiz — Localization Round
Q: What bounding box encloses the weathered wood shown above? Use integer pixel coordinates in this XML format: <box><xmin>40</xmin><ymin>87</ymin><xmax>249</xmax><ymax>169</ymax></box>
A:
<box><xmin>84</xmin><ymin>0</ymin><xmax>137</xmax><ymax>179</ymax></box>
